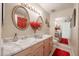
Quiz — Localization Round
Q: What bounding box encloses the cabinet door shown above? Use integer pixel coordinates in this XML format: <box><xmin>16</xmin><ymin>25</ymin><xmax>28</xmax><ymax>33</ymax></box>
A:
<box><xmin>31</xmin><ymin>42</ymin><xmax>43</xmax><ymax>56</ymax></box>
<box><xmin>15</xmin><ymin>47</ymin><xmax>32</xmax><ymax>56</ymax></box>
<box><xmin>33</xmin><ymin>45</ymin><xmax>43</xmax><ymax>56</ymax></box>
<box><xmin>49</xmin><ymin>38</ymin><xmax>53</xmax><ymax>53</ymax></box>
<box><xmin>43</xmin><ymin>39</ymin><xmax>50</xmax><ymax>56</ymax></box>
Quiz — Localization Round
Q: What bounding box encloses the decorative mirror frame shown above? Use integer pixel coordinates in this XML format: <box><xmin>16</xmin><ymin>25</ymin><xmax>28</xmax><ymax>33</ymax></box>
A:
<box><xmin>12</xmin><ymin>5</ymin><xmax>30</xmax><ymax>30</ymax></box>
<box><xmin>71</xmin><ymin>8</ymin><xmax>76</xmax><ymax>27</ymax></box>
<box><xmin>2</xmin><ymin>3</ymin><xmax>4</xmax><ymax>26</ymax></box>
<box><xmin>36</xmin><ymin>16</ymin><xmax>44</xmax><ymax>23</ymax></box>
<box><xmin>73</xmin><ymin>8</ymin><xmax>76</xmax><ymax>27</ymax></box>
<box><xmin>45</xmin><ymin>18</ymin><xmax>50</xmax><ymax>28</ymax></box>
<box><xmin>36</xmin><ymin>16</ymin><xmax>44</xmax><ymax>29</ymax></box>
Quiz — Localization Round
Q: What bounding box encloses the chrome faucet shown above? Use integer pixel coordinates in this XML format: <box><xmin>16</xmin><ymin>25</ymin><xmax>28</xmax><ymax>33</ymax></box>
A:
<box><xmin>13</xmin><ymin>33</ymin><xmax>18</xmax><ymax>42</ymax></box>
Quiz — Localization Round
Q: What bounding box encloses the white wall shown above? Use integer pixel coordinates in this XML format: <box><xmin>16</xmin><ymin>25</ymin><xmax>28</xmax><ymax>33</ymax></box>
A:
<box><xmin>72</xmin><ymin>4</ymin><xmax>79</xmax><ymax>55</ymax></box>
<box><xmin>0</xmin><ymin>3</ymin><xmax>1</xmax><ymax>38</ymax></box>
<box><xmin>70</xmin><ymin>4</ymin><xmax>79</xmax><ymax>55</ymax></box>
<box><xmin>0</xmin><ymin>3</ymin><xmax>2</xmax><ymax>56</ymax></box>
<box><xmin>61</xmin><ymin>22</ymin><xmax>71</xmax><ymax>39</ymax></box>
<box><xmin>78</xmin><ymin>3</ymin><xmax>79</xmax><ymax>55</ymax></box>
<box><xmin>50</xmin><ymin>8</ymin><xmax>73</xmax><ymax>39</ymax></box>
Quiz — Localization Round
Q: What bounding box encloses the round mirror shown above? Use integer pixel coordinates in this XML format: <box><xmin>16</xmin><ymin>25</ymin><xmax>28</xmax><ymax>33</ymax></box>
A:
<box><xmin>12</xmin><ymin>5</ymin><xmax>30</xmax><ymax>30</ymax></box>
<box><xmin>37</xmin><ymin>16</ymin><xmax>43</xmax><ymax>23</ymax></box>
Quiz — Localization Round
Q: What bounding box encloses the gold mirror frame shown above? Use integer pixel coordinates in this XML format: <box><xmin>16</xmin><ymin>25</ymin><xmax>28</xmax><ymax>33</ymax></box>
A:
<box><xmin>36</xmin><ymin>16</ymin><xmax>44</xmax><ymax>29</ymax></box>
<box><xmin>12</xmin><ymin>5</ymin><xmax>30</xmax><ymax>30</ymax></box>
<box><xmin>36</xmin><ymin>16</ymin><xmax>44</xmax><ymax>24</ymax></box>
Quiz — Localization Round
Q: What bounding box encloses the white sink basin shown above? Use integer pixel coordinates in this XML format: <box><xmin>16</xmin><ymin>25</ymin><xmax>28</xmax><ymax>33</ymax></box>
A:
<box><xmin>3</xmin><ymin>42</ymin><xmax>22</xmax><ymax>56</ymax></box>
<box><xmin>2</xmin><ymin>37</ymin><xmax>36</xmax><ymax>56</ymax></box>
<box><xmin>42</xmin><ymin>34</ymin><xmax>51</xmax><ymax>38</ymax></box>
<box><xmin>12</xmin><ymin>37</ymin><xmax>36</xmax><ymax>49</ymax></box>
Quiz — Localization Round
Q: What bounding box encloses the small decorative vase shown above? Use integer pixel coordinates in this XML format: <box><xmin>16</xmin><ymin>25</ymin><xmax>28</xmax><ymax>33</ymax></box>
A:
<box><xmin>30</xmin><ymin>21</ymin><xmax>42</xmax><ymax>38</ymax></box>
<box><xmin>32</xmin><ymin>28</ymin><xmax>38</xmax><ymax>38</ymax></box>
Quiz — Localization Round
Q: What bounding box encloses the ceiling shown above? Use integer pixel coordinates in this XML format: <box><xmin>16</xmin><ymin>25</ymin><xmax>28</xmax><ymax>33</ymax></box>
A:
<box><xmin>39</xmin><ymin>3</ymin><xmax>74</xmax><ymax>13</ymax></box>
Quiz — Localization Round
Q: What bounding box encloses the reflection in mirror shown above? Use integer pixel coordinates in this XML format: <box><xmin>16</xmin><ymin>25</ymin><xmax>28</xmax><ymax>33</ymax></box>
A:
<box><xmin>12</xmin><ymin>5</ymin><xmax>30</xmax><ymax>30</ymax></box>
<box><xmin>54</xmin><ymin>17</ymin><xmax>71</xmax><ymax>42</ymax></box>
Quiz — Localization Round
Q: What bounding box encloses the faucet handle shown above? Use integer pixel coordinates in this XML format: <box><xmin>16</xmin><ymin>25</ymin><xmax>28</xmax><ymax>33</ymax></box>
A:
<box><xmin>13</xmin><ymin>33</ymin><xmax>18</xmax><ymax>42</ymax></box>
<box><xmin>15</xmin><ymin>33</ymin><xmax>17</xmax><ymax>37</ymax></box>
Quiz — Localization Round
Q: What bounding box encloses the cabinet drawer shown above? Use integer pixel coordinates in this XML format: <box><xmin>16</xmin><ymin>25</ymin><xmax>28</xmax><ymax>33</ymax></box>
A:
<box><xmin>15</xmin><ymin>47</ymin><xmax>31</xmax><ymax>56</ymax></box>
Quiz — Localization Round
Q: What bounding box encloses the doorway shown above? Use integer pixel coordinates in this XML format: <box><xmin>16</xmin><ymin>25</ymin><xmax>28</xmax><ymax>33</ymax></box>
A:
<box><xmin>54</xmin><ymin>16</ymin><xmax>71</xmax><ymax>45</ymax></box>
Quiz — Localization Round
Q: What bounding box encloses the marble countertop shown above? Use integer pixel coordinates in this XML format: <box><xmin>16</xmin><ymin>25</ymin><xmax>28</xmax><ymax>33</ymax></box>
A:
<box><xmin>1</xmin><ymin>35</ymin><xmax>52</xmax><ymax>56</ymax></box>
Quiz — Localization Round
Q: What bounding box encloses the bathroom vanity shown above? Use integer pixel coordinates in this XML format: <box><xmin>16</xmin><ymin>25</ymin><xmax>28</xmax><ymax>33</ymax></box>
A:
<box><xmin>15</xmin><ymin>35</ymin><xmax>53</xmax><ymax>56</ymax></box>
<box><xmin>2</xmin><ymin>35</ymin><xmax>53</xmax><ymax>56</ymax></box>
<box><xmin>1</xmin><ymin>4</ymin><xmax>53</xmax><ymax>56</ymax></box>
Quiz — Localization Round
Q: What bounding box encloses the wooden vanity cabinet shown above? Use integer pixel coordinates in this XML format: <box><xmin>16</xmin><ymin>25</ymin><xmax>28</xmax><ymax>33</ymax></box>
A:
<box><xmin>49</xmin><ymin>37</ymin><xmax>53</xmax><ymax>53</ymax></box>
<box><xmin>15</xmin><ymin>42</ymin><xmax>43</xmax><ymax>56</ymax></box>
<box><xmin>32</xmin><ymin>45</ymin><xmax>43</xmax><ymax>56</ymax></box>
<box><xmin>31</xmin><ymin>42</ymin><xmax>43</xmax><ymax>56</ymax></box>
<box><xmin>15</xmin><ymin>47</ymin><xmax>32</xmax><ymax>56</ymax></box>
<box><xmin>43</xmin><ymin>38</ymin><xmax>50</xmax><ymax>56</ymax></box>
<box><xmin>43</xmin><ymin>37</ymin><xmax>53</xmax><ymax>56</ymax></box>
<box><xmin>15</xmin><ymin>37</ymin><xmax>53</xmax><ymax>56</ymax></box>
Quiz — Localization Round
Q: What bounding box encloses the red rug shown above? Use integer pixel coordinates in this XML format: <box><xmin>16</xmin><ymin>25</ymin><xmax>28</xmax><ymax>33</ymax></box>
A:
<box><xmin>59</xmin><ymin>38</ymin><xmax>68</xmax><ymax>45</ymax></box>
<box><xmin>52</xmin><ymin>48</ymin><xmax>70</xmax><ymax>56</ymax></box>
